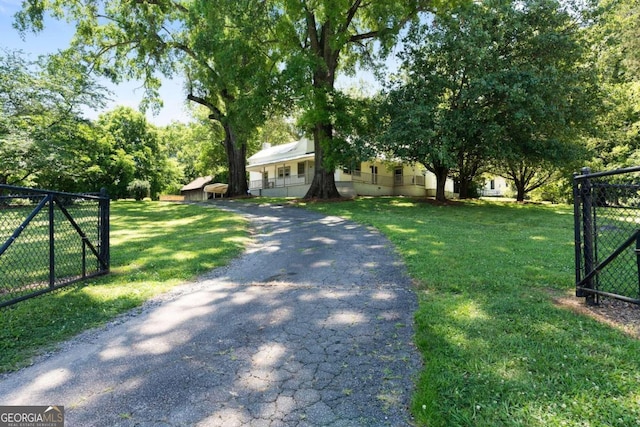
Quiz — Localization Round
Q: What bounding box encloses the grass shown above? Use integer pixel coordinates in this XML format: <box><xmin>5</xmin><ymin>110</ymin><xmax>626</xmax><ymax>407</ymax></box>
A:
<box><xmin>299</xmin><ymin>197</ymin><xmax>640</xmax><ymax>427</ymax></box>
<box><xmin>0</xmin><ymin>201</ymin><xmax>248</xmax><ymax>372</ymax></box>
<box><xmin>2</xmin><ymin>196</ymin><xmax>640</xmax><ymax>425</ymax></box>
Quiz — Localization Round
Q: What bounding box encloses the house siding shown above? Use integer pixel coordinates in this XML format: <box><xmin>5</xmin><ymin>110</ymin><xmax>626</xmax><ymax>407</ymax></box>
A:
<box><xmin>247</xmin><ymin>139</ymin><xmax>458</xmax><ymax>198</ymax></box>
<box><xmin>480</xmin><ymin>175</ymin><xmax>509</xmax><ymax>197</ymax></box>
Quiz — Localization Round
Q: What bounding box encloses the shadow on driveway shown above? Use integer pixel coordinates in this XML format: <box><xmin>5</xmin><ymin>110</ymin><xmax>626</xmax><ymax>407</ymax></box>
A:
<box><xmin>0</xmin><ymin>202</ymin><xmax>421</xmax><ymax>426</ymax></box>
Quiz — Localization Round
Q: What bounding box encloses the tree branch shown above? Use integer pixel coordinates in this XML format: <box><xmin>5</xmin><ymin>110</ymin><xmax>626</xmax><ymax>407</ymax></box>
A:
<box><xmin>340</xmin><ymin>0</ymin><xmax>363</xmax><ymax>34</ymax></box>
<box><xmin>165</xmin><ymin>41</ymin><xmax>222</xmax><ymax>84</ymax></box>
<box><xmin>349</xmin><ymin>30</ymin><xmax>379</xmax><ymax>43</ymax></box>
<box><xmin>348</xmin><ymin>4</ymin><xmax>428</xmax><ymax>44</ymax></box>
<box><xmin>304</xmin><ymin>7</ymin><xmax>320</xmax><ymax>54</ymax></box>
<box><xmin>133</xmin><ymin>0</ymin><xmax>188</xmax><ymax>14</ymax></box>
<box><xmin>186</xmin><ymin>93</ymin><xmax>223</xmax><ymax>121</ymax></box>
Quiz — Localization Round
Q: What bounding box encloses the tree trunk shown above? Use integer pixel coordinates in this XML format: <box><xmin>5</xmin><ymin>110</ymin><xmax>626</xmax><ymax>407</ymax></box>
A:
<box><xmin>187</xmin><ymin>94</ymin><xmax>249</xmax><ymax>198</ymax></box>
<box><xmin>515</xmin><ymin>184</ymin><xmax>526</xmax><ymax>202</ymax></box>
<box><xmin>513</xmin><ymin>172</ymin><xmax>526</xmax><ymax>202</ymax></box>
<box><xmin>458</xmin><ymin>177</ymin><xmax>472</xmax><ymax>199</ymax></box>
<box><xmin>434</xmin><ymin>166</ymin><xmax>449</xmax><ymax>202</ymax></box>
<box><xmin>304</xmin><ymin>123</ymin><xmax>341</xmax><ymax>199</ymax></box>
<box><xmin>304</xmin><ymin>33</ymin><xmax>341</xmax><ymax>199</ymax></box>
<box><xmin>223</xmin><ymin>124</ymin><xmax>248</xmax><ymax>197</ymax></box>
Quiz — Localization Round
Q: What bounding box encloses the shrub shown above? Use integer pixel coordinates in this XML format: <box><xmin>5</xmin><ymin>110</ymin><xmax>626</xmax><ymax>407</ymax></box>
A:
<box><xmin>127</xmin><ymin>179</ymin><xmax>150</xmax><ymax>201</ymax></box>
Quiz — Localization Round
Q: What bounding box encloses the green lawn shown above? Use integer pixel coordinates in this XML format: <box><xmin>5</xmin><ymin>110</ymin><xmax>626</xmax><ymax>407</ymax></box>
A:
<box><xmin>1</xmin><ymin>197</ymin><xmax>639</xmax><ymax>426</ymax></box>
<box><xmin>0</xmin><ymin>201</ymin><xmax>248</xmax><ymax>372</ymax></box>
<box><xmin>300</xmin><ymin>197</ymin><xmax>640</xmax><ymax>427</ymax></box>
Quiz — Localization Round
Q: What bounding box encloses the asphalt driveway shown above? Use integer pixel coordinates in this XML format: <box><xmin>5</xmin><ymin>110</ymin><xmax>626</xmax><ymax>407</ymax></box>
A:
<box><xmin>0</xmin><ymin>201</ymin><xmax>421</xmax><ymax>426</ymax></box>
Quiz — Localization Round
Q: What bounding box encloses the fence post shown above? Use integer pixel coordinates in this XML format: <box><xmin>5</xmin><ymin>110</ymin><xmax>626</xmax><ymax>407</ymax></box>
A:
<box><xmin>99</xmin><ymin>188</ymin><xmax>110</xmax><ymax>272</ymax></box>
<box><xmin>636</xmin><ymin>235</ymin><xmax>640</xmax><ymax>299</ymax></box>
<box><xmin>580</xmin><ymin>167</ymin><xmax>597</xmax><ymax>305</ymax></box>
<box><xmin>573</xmin><ymin>172</ymin><xmax>584</xmax><ymax>296</ymax></box>
<box><xmin>48</xmin><ymin>193</ymin><xmax>55</xmax><ymax>288</ymax></box>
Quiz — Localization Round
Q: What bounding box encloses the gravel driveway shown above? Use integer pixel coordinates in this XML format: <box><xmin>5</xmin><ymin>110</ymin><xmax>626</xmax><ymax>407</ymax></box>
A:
<box><xmin>0</xmin><ymin>201</ymin><xmax>421</xmax><ymax>426</ymax></box>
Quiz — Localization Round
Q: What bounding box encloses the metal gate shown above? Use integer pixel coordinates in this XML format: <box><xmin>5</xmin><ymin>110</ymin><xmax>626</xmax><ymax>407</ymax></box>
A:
<box><xmin>573</xmin><ymin>166</ymin><xmax>640</xmax><ymax>305</ymax></box>
<box><xmin>0</xmin><ymin>185</ymin><xmax>110</xmax><ymax>308</ymax></box>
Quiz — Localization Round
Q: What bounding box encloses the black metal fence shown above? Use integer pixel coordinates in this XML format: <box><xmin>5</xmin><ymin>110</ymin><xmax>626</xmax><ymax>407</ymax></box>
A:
<box><xmin>0</xmin><ymin>185</ymin><xmax>109</xmax><ymax>308</ymax></box>
<box><xmin>574</xmin><ymin>166</ymin><xmax>640</xmax><ymax>305</ymax></box>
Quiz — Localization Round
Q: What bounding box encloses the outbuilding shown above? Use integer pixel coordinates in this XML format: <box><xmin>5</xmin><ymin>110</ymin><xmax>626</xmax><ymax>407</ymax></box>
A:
<box><xmin>180</xmin><ymin>176</ymin><xmax>213</xmax><ymax>201</ymax></box>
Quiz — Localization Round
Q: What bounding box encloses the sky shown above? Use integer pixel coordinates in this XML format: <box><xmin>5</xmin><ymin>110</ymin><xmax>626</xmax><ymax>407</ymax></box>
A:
<box><xmin>0</xmin><ymin>0</ymin><xmax>391</xmax><ymax>127</ymax></box>
<box><xmin>0</xmin><ymin>0</ymin><xmax>193</xmax><ymax>126</ymax></box>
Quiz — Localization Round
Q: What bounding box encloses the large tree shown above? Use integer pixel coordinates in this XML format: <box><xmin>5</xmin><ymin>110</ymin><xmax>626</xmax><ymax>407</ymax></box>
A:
<box><xmin>380</xmin><ymin>2</ymin><xmax>504</xmax><ymax>201</ymax></box>
<box><xmin>15</xmin><ymin>0</ymin><xmax>279</xmax><ymax>197</ymax></box>
<box><xmin>488</xmin><ymin>0</ymin><xmax>598</xmax><ymax>201</ymax></box>
<box><xmin>94</xmin><ymin>106</ymin><xmax>172</xmax><ymax>199</ymax></box>
<box><xmin>273</xmin><ymin>0</ymin><xmax>434</xmax><ymax>199</ymax></box>
<box><xmin>379</xmin><ymin>79</ymin><xmax>453</xmax><ymax>202</ymax></box>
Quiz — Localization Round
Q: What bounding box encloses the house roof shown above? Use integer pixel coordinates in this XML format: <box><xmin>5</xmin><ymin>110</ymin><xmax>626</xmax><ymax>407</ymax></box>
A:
<box><xmin>181</xmin><ymin>176</ymin><xmax>213</xmax><ymax>192</ymax></box>
<box><xmin>248</xmin><ymin>138</ymin><xmax>314</xmax><ymax>168</ymax></box>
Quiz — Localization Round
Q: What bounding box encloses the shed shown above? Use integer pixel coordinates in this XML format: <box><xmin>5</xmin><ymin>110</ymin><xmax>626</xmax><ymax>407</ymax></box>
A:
<box><xmin>180</xmin><ymin>176</ymin><xmax>213</xmax><ymax>201</ymax></box>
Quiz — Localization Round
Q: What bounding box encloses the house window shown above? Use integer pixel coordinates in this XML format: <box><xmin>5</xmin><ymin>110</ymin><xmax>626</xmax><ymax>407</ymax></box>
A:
<box><xmin>394</xmin><ymin>167</ymin><xmax>403</xmax><ymax>185</ymax></box>
<box><xmin>343</xmin><ymin>163</ymin><xmax>361</xmax><ymax>176</ymax></box>
<box><xmin>370</xmin><ymin>165</ymin><xmax>378</xmax><ymax>184</ymax></box>
<box><xmin>297</xmin><ymin>162</ymin><xmax>305</xmax><ymax>177</ymax></box>
<box><xmin>278</xmin><ymin>166</ymin><xmax>291</xmax><ymax>178</ymax></box>
<box><xmin>490</xmin><ymin>179</ymin><xmax>495</xmax><ymax>190</ymax></box>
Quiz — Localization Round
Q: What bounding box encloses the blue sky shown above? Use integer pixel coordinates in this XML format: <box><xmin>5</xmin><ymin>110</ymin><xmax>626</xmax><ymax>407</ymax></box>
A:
<box><xmin>0</xmin><ymin>0</ymin><xmax>192</xmax><ymax>126</ymax></box>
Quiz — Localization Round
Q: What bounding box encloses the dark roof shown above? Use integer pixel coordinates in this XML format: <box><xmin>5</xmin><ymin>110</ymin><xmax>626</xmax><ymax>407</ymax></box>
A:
<box><xmin>180</xmin><ymin>176</ymin><xmax>213</xmax><ymax>192</ymax></box>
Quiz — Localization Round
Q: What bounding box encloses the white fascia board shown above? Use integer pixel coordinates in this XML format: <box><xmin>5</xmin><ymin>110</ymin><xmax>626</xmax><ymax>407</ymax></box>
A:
<box><xmin>247</xmin><ymin>153</ymin><xmax>315</xmax><ymax>170</ymax></box>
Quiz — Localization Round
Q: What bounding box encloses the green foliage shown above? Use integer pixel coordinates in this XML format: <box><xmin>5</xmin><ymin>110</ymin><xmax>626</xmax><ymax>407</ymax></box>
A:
<box><xmin>381</xmin><ymin>0</ymin><xmax>597</xmax><ymax>201</ymax></box>
<box><xmin>592</xmin><ymin>0</ymin><xmax>640</xmax><ymax>83</ymax></box>
<box><xmin>127</xmin><ymin>179</ymin><xmax>150</xmax><ymax>200</ymax></box>
<box><xmin>588</xmin><ymin>0</ymin><xmax>640</xmax><ymax>172</ymax></box>
<box><xmin>255</xmin><ymin>114</ymin><xmax>303</xmax><ymax>147</ymax></box>
<box><xmin>94</xmin><ymin>106</ymin><xmax>169</xmax><ymax>199</ymax></box>
<box><xmin>0</xmin><ymin>49</ymin><xmax>108</xmax><ymax>188</ymax></box>
<box><xmin>15</xmin><ymin>0</ymin><xmax>282</xmax><ymax>197</ymax></box>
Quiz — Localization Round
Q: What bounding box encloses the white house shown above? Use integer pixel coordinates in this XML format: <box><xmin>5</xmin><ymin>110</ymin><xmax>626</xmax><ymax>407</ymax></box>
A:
<box><xmin>247</xmin><ymin>138</ymin><xmax>456</xmax><ymax>198</ymax></box>
<box><xmin>479</xmin><ymin>174</ymin><xmax>510</xmax><ymax>197</ymax></box>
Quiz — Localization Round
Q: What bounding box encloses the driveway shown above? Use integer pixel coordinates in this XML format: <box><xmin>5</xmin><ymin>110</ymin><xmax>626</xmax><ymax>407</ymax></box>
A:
<box><xmin>0</xmin><ymin>201</ymin><xmax>421</xmax><ymax>426</ymax></box>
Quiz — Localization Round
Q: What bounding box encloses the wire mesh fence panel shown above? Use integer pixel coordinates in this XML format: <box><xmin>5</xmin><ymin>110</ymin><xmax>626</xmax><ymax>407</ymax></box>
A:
<box><xmin>574</xmin><ymin>167</ymin><xmax>640</xmax><ymax>305</ymax></box>
<box><xmin>0</xmin><ymin>185</ymin><xmax>109</xmax><ymax>308</ymax></box>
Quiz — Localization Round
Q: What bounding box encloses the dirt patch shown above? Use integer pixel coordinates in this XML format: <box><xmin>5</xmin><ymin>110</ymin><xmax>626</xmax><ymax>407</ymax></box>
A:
<box><xmin>552</xmin><ymin>290</ymin><xmax>640</xmax><ymax>339</ymax></box>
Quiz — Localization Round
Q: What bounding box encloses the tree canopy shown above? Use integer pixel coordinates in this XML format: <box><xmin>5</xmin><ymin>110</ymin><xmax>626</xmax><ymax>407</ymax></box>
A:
<box><xmin>271</xmin><ymin>0</ymin><xmax>435</xmax><ymax>198</ymax></box>
<box><xmin>16</xmin><ymin>0</ymin><xmax>281</xmax><ymax>197</ymax></box>
<box><xmin>0</xmin><ymin>49</ymin><xmax>107</xmax><ymax>188</ymax></box>
<box><xmin>8</xmin><ymin>0</ymin><xmax>638</xmax><ymax>203</ymax></box>
<box><xmin>380</xmin><ymin>0</ymin><xmax>598</xmax><ymax>201</ymax></box>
